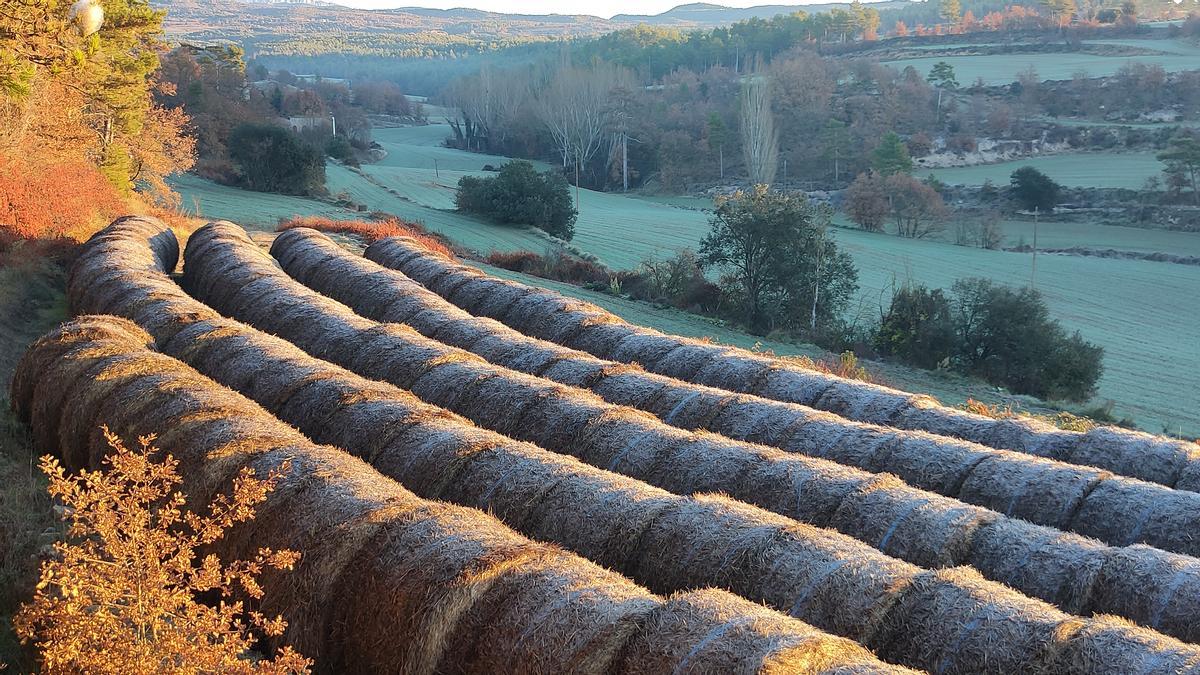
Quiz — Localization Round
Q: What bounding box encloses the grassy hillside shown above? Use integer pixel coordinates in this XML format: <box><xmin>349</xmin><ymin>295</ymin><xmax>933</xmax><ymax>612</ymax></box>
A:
<box><xmin>918</xmin><ymin>151</ymin><xmax>1164</xmax><ymax>188</ymax></box>
<box><xmin>172</xmin><ymin>123</ymin><xmax>1200</xmax><ymax>436</ymax></box>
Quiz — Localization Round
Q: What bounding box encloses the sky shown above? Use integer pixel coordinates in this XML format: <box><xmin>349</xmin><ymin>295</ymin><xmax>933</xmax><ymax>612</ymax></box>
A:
<box><xmin>317</xmin><ymin>0</ymin><xmax>828</xmax><ymax>19</ymax></box>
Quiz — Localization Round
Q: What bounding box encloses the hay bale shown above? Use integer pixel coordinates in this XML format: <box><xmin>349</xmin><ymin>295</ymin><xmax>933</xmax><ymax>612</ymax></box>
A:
<box><xmin>569</xmin><ymin>322</ymin><xmax>639</xmax><ymax>356</ymax></box>
<box><xmin>615</xmin><ymin>588</ymin><xmax>914</xmax><ymax>675</ymax></box>
<box><xmin>537</xmin><ymin>355</ymin><xmax>611</xmax><ymax>388</ymax></box>
<box><xmin>828</xmin><ymin>475</ymin><xmax>998</xmax><ymax>570</ymax></box>
<box><xmin>757</xmin><ymin>367</ymin><xmax>840</xmax><ymax>407</ymax></box>
<box><xmin>692</xmin><ymin>352</ymin><xmax>777</xmax><ymax>394</ymax></box>
<box><xmin>866</xmin><ymin>565</ymin><xmax>1069</xmax><ymax>674</ymax></box>
<box><xmin>608</xmin><ymin>332</ymin><xmax>686</xmax><ymax>368</ymax></box>
<box><xmin>10</xmin><ymin>315</ymin><xmax>152</xmax><ymax>423</ymax></box>
<box><xmin>967</xmin><ymin>518</ymin><xmax>1107</xmax><ymax>615</ymax></box>
<box><xmin>570</xmin><ymin>408</ymin><xmax>691</xmax><ymax>476</ymax></box>
<box><xmin>639</xmin><ymin>432</ymin><xmax>769</xmax><ymax>499</ymax></box>
<box><xmin>1173</xmin><ymin>459</ymin><xmax>1200</xmax><ymax>493</ymax></box>
<box><xmin>956</xmin><ymin>455</ymin><xmax>1108</xmax><ymax>530</ymax></box>
<box><xmin>868</xmin><ymin>431</ymin><xmax>993</xmax><ymax>496</ymax></box>
<box><xmin>738</xmin><ymin>454</ymin><xmax>883</xmax><ymax>528</ymax></box>
<box><xmin>512</xmin><ymin>392</ymin><xmax>611</xmax><ymax>455</ymax></box>
<box><xmin>408</xmin><ymin>358</ymin><xmax>501</xmax><ymax>411</ymax></box>
<box><xmin>451</xmin><ymin>374</ymin><xmax>556</xmax><ymax>437</ymax></box>
<box><xmin>461</xmin><ymin>279</ymin><xmax>535</xmax><ymax>319</ymax></box>
<box><xmin>588</xmin><ymin>368</ymin><xmax>671</xmax><ymax>410</ymax></box>
<box><xmin>1084</xmin><ymin>545</ymin><xmax>1200</xmax><ymax>645</ymax></box>
<box><xmin>1044</xmin><ymin>615</ymin><xmax>1200</xmax><ymax>674</ymax></box>
<box><xmin>344</xmin><ymin>324</ymin><xmax>462</xmax><ymax>390</ymax></box>
<box><xmin>652</xmin><ymin>342</ymin><xmax>727</xmax><ymax>381</ymax></box>
<box><xmin>637</xmin><ymin>385</ymin><xmax>736</xmax><ymax>431</ymax></box>
<box><xmin>1067</xmin><ymin>427</ymin><xmax>1195</xmax><ymax>488</ymax></box>
<box><xmin>1069</xmin><ymin>478</ymin><xmax>1200</xmax><ymax>557</ymax></box>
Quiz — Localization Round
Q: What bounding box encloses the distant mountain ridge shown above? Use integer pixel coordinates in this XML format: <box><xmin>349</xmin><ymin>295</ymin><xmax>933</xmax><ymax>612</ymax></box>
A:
<box><xmin>612</xmin><ymin>1</ymin><xmax>909</xmax><ymax>24</ymax></box>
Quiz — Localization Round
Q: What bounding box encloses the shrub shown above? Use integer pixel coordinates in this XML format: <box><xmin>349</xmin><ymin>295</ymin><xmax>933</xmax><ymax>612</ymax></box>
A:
<box><xmin>229</xmin><ymin>123</ymin><xmax>325</xmax><ymax>196</ymax></box>
<box><xmin>845</xmin><ymin>172</ymin><xmax>889</xmax><ymax>232</ymax></box>
<box><xmin>952</xmin><ymin>277</ymin><xmax>1103</xmax><ymax>401</ymax></box>
<box><xmin>14</xmin><ymin>430</ymin><xmax>311</xmax><ymax>674</ymax></box>
<box><xmin>325</xmin><ymin>135</ymin><xmax>359</xmax><ymax>167</ymax></box>
<box><xmin>1009</xmin><ymin>166</ymin><xmax>1060</xmax><ymax>212</ymax></box>
<box><xmin>485</xmin><ymin>250</ymin><xmax>543</xmax><ymax>274</ymax></box>
<box><xmin>455</xmin><ymin>161</ymin><xmax>578</xmax><ymax>240</ymax></box>
<box><xmin>873</xmin><ymin>285</ymin><xmax>957</xmax><ymax>369</ymax></box>
<box><xmin>0</xmin><ymin>154</ymin><xmax>125</xmax><ymax>242</ymax></box>
<box><xmin>277</xmin><ymin>215</ymin><xmax>451</xmax><ymax>255</ymax></box>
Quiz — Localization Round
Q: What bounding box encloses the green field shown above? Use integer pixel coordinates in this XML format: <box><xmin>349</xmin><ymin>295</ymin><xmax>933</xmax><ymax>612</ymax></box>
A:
<box><xmin>884</xmin><ymin>37</ymin><xmax>1200</xmax><ymax>85</ymax></box>
<box><xmin>172</xmin><ymin>123</ymin><xmax>1200</xmax><ymax>436</ymax></box>
<box><xmin>918</xmin><ymin>152</ymin><xmax>1164</xmax><ymax>189</ymax></box>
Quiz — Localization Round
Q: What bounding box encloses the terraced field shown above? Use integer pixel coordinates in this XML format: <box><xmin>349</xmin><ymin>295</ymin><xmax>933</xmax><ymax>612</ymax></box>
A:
<box><xmin>883</xmin><ymin>37</ymin><xmax>1200</xmax><ymax>84</ymax></box>
<box><xmin>918</xmin><ymin>152</ymin><xmax>1164</xmax><ymax>189</ymax></box>
<box><xmin>170</xmin><ymin>124</ymin><xmax>1200</xmax><ymax>436</ymax></box>
<box><xmin>14</xmin><ymin>214</ymin><xmax>1200</xmax><ymax>673</ymax></box>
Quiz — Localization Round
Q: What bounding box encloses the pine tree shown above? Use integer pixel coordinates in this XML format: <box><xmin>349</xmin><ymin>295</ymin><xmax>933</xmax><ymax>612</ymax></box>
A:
<box><xmin>939</xmin><ymin>0</ymin><xmax>962</xmax><ymax>23</ymax></box>
<box><xmin>872</xmin><ymin>132</ymin><xmax>914</xmax><ymax>176</ymax></box>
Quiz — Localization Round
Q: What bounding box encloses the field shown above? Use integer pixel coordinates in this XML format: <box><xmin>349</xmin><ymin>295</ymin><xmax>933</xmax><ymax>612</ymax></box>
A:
<box><xmin>917</xmin><ymin>151</ymin><xmax>1165</xmax><ymax>189</ymax></box>
<box><xmin>172</xmin><ymin>123</ymin><xmax>1200</xmax><ymax>436</ymax></box>
<box><xmin>883</xmin><ymin>37</ymin><xmax>1200</xmax><ymax>84</ymax></box>
<box><xmin>16</xmin><ymin>214</ymin><xmax>1200</xmax><ymax>673</ymax></box>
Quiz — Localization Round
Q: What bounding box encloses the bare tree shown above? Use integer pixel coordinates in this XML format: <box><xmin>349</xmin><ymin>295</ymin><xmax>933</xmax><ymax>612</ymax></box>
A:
<box><xmin>536</xmin><ymin>62</ymin><xmax>632</xmax><ymax>182</ymax></box>
<box><xmin>740</xmin><ymin>68</ymin><xmax>779</xmax><ymax>186</ymax></box>
<box><xmin>444</xmin><ymin>63</ymin><xmax>529</xmax><ymax>152</ymax></box>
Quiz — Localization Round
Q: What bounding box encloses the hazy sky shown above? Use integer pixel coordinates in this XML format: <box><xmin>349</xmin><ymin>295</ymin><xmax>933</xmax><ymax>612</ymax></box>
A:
<box><xmin>323</xmin><ymin>0</ymin><xmax>813</xmax><ymax>19</ymax></box>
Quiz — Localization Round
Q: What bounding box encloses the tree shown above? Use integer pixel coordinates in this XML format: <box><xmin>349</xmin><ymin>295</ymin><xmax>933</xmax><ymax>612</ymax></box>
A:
<box><xmin>740</xmin><ymin>71</ymin><xmax>779</xmax><ymax>186</ymax></box>
<box><xmin>939</xmin><ymin>0</ymin><xmax>963</xmax><ymax>23</ymax></box>
<box><xmin>1041</xmin><ymin>0</ymin><xmax>1077</xmax><ymax>25</ymax></box>
<box><xmin>700</xmin><ymin>186</ymin><xmax>857</xmax><ymax>332</ymax></box>
<box><xmin>455</xmin><ymin>161</ymin><xmax>578</xmax><ymax>240</ymax></box>
<box><xmin>871</xmin><ymin>132</ymin><xmax>914</xmax><ymax>176</ymax></box>
<box><xmin>928</xmin><ymin>62</ymin><xmax>959</xmax><ymax>90</ymax></box>
<box><xmin>888</xmin><ymin>174</ymin><xmax>948</xmax><ymax>238</ymax></box>
<box><xmin>1157</xmin><ymin>136</ymin><xmax>1200</xmax><ymax>204</ymax></box>
<box><xmin>845</xmin><ymin>172</ymin><xmax>890</xmax><ymax>232</ymax></box>
<box><xmin>536</xmin><ymin>62</ymin><xmax>632</xmax><ymax>186</ymax></box>
<box><xmin>874</xmin><ymin>285</ymin><xmax>957</xmax><ymax>369</ymax></box>
<box><xmin>228</xmin><ymin>123</ymin><xmax>325</xmax><ymax>195</ymax></box>
<box><xmin>820</xmin><ymin>119</ymin><xmax>849</xmax><ymax>182</ymax></box>
<box><xmin>1010</xmin><ymin>166</ymin><xmax>1061</xmax><ymax>212</ymax></box>
<box><xmin>707</xmin><ymin>112</ymin><xmax>731</xmax><ymax>179</ymax></box>
<box><xmin>14</xmin><ymin>430</ymin><xmax>311</xmax><ymax>674</ymax></box>
<box><xmin>952</xmin><ymin>278</ymin><xmax>1103</xmax><ymax>401</ymax></box>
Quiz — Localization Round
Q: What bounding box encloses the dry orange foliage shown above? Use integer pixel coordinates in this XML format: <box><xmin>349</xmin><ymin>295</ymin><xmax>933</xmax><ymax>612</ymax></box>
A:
<box><xmin>0</xmin><ymin>154</ymin><xmax>126</xmax><ymax>241</ymax></box>
<box><xmin>13</xmin><ymin>429</ymin><xmax>311</xmax><ymax>675</ymax></box>
<box><xmin>277</xmin><ymin>215</ymin><xmax>452</xmax><ymax>257</ymax></box>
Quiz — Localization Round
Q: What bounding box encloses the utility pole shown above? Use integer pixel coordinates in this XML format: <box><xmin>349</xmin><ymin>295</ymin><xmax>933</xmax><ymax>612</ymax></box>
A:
<box><xmin>622</xmin><ymin>133</ymin><xmax>629</xmax><ymax>192</ymax></box>
<box><xmin>575</xmin><ymin>157</ymin><xmax>581</xmax><ymax>211</ymax></box>
<box><xmin>433</xmin><ymin>158</ymin><xmax>439</xmax><ymax>179</ymax></box>
<box><xmin>1031</xmin><ymin>206</ymin><xmax>1039</xmax><ymax>289</ymax></box>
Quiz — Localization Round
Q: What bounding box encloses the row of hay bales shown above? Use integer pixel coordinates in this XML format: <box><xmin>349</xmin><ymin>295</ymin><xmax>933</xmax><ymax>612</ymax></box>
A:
<box><xmin>176</xmin><ymin>221</ymin><xmax>1200</xmax><ymax>645</ymax></box>
<box><xmin>12</xmin><ymin>315</ymin><xmax>910</xmax><ymax>675</ymax></box>
<box><xmin>362</xmin><ymin>236</ymin><xmax>1200</xmax><ymax>491</ymax></box>
<box><xmin>60</xmin><ymin>220</ymin><xmax>1200</xmax><ymax>672</ymax></box>
<box><xmin>185</xmin><ymin>224</ymin><xmax>1200</xmax><ymax>568</ymax></box>
<box><xmin>275</xmin><ymin>228</ymin><xmax>1200</xmax><ymax>565</ymax></box>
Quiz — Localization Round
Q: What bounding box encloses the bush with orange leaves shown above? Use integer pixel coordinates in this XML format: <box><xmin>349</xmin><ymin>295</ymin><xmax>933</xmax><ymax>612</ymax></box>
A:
<box><xmin>13</xmin><ymin>430</ymin><xmax>311</xmax><ymax>675</ymax></box>
<box><xmin>277</xmin><ymin>215</ymin><xmax>452</xmax><ymax>256</ymax></box>
<box><xmin>0</xmin><ymin>154</ymin><xmax>126</xmax><ymax>242</ymax></box>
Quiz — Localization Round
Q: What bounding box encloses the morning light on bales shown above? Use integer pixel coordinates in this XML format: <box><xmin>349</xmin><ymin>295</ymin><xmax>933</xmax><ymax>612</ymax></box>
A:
<box><xmin>2</xmin><ymin>0</ymin><xmax>1199</xmax><ymax>671</ymax></box>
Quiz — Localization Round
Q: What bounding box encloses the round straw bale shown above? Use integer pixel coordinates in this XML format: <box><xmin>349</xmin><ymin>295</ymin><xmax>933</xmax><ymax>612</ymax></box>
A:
<box><xmin>652</xmin><ymin>342</ymin><xmax>726</xmax><ymax>381</ymax></box>
<box><xmin>692</xmin><ymin>352</ymin><xmax>776</xmax><ymax>394</ymax></box>
<box><xmin>488</xmin><ymin>338</ymin><xmax>569</xmax><ymax>375</ymax></box>
<box><xmin>608</xmin><ymin>331</ymin><xmax>686</xmax><ymax>368</ymax></box>
<box><xmin>757</xmin><ymin>367</ymin><xmax>840</xmax><ymax>407</ymax></box>
<box><xmin>739</xmin><ymin>454</ymin><xmax>882</xmax><ymax>528</ymax></box>
<box><xmin>828</xmin><ymin>476</ymin><xmax>997</xmax><ymax>569</ymax></box>
<box><xmin>874</xmin><ymin>432</ymin><xmax>993</xmax><ymax>496</ymax></box>
<box><xmin>866</xmin><ymin>565</ymin><xmax>1068</xmax><ymax>675</ymax></box>
<box><xmin>10</xmin><ymin>315</ymin><xmax>151</xmax><ymax>422</ymax></box>
<box><xmin>537</xmin><ymin>355</ymin><xmax>611</xmax><ymax>387</ymax></box>
<box><xmin>956</xmin><ymin>455</ymin><xmax>1107</xmax><ymax>529</ymax></box>
<box><xmin>1173</xmin><ymin>458</ymin><xmax>1200</xmax><ymax>493</ymax></box>
<box><xmin>616</xmin><ymin>588</ymin><xmax>909</xmax><ymax>675</ymax></box>
<box><xmin>639</xmin><ymin>432</ymin><xmax>768</xmax><ymax>498</ymax></box>
<box><xmin>467</xmin><ymin>332</ymin><xmax>528</xmax><ymax>365</ymax></box>
<box><xmin>569</xmin><ymin>321</ymin><xmax>639</xmax><ymax>356</ymax></box>
<box><xmin>425</xmin><ymin>265</ymin><xmax>482</xmax><ymax>298</ymax></box>
<box><xmin>984</xmin><ymin>417</ymin><xmax>1047</xmax><ymax>457</ymax></box>
<box><xmin>588</xmin><ymin>369</ymin><xmax>671</xmax><ymax>410</ymax></box>
<box><xmin>451</xmin><ymin>374</ymin><xmax>554</xmax><ymax>437</ymax></box>
<box><xmin>708</xmin><ymin>397</ymin><xmax>817</xmax><ymax>447</ymax></box>
<box><xmin>343</xmin><ymin>324</ymin><xmax>457</xmax><ymax>389</ymax></box>
<box><xmin>323</xmin><ymin>502</ymin><xmax>547</xmax><ymax>673</ymax></box>
<box><xmin>428</xmin><ymin>315</ymin><xmax>495</xmax><ymax>351</ymax></box>
<box><xmin>408</xmin><ymin>358</ymin><xmax>501</xmax><ymax>411</ymax></box>
<box><xmin>499</xmin><ymin>292</ymin><xmax>573</xmax><ymax>335</ymax></box>
<box><xmin>967</xmin><ymin>518</ymin><xmax>1107</xmax><ymax>615</ymax></box>
<box><xmin>369</xmin><ymin>416</ymin><xmax>501</xmax><ymax>498</ymax></box>
<box><xmin>571</xmin><ymin>408</ymin><xmax>690</xmax><ymax>476</ymax></box>
<box><xmin>889</xmin><ymin>402</ymin><xmax>992</xmax><ymax>446</ymax></box>
<box><xmin>320</xmin><ymin>398</ymin><xmax>437</xmax><ymax>464</ymax></box>
<box><xmin>398</xmin><ymin>305</ymin><xmax>458</xmax><ymax>338</ymax></box>
<box><xmin>1067</xmin><ymin>427</ymin><xmax>1192</xmax><ymax>487</ymax></box>
<box><xmin>638</xmin><ymin>386</ymin><xmax>736</xmax><ymax>431</ymax></box>
<box><xmin>521</xmin><ymin>469</ymin><xmax>678</xmax><ymax>572</ymax></box>
<box><xmin>463</xmin><ymin>279</ymin><xmax>534</xmax><ymax>319</ymax></box>
<box><xmin>214</xmin><ymin>446</ymin><xmax>421</xmax><ymax>662</ymax></box>
<box><xmin>1084</xmin><ymin>545</ymin><xmax>1200</xmax><ymax>644</ymax></box>
<box><xmin>449</xmin><ymin>548</ymin><xmax>658</xmax><ymax>675</ymax></box>
<box><xmin>539</xmin><ymin>310</ymin><xmax>613</xmax><ymax>345</ymax></box>
<box><xmin>1044</xmin><ymin>615</ymin><xmax>1200</xmax><ymax>674</ymax></box>
<box><xmin>799</xmin><ymin>423</ymin><xmax>890</xmax><ymax>471</ymax></box>
<box><xmin>511</xmin><ymin>393</ymin><xmax>610</xmax><ymax>455</ymax></box>
<box><xmin>1069</xmin><ymin>479</ymin><xmax>1200</xmax><ymax>556</ymax></box>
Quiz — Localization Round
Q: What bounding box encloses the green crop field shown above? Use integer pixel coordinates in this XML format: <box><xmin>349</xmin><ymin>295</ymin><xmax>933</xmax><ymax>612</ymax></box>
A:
<box><xmin>884</xmin><ymin>38</ymin><xmax>1200</xmax><ymax>85</ymax></box>
<box><xmin>173</xmin><ymin>123</ymin><xmax>1200</xmax><ymax>436</ymax></box>
<box><xmin>918</xmin><ymin>152</ymin><xmax>1164</xmax><ymax>189</ymax></box>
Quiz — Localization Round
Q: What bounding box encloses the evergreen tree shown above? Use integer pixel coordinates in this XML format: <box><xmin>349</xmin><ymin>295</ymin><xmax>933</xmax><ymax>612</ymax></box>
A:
<box><xmin>939</xmin><ymin>0</ymin><xmax>962</xmax><ymax>23</ymax></box>
<box><xmin>871</xmin><ymin>132</ymin><xmax>914</xmax><ymax>176</ymax></box>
